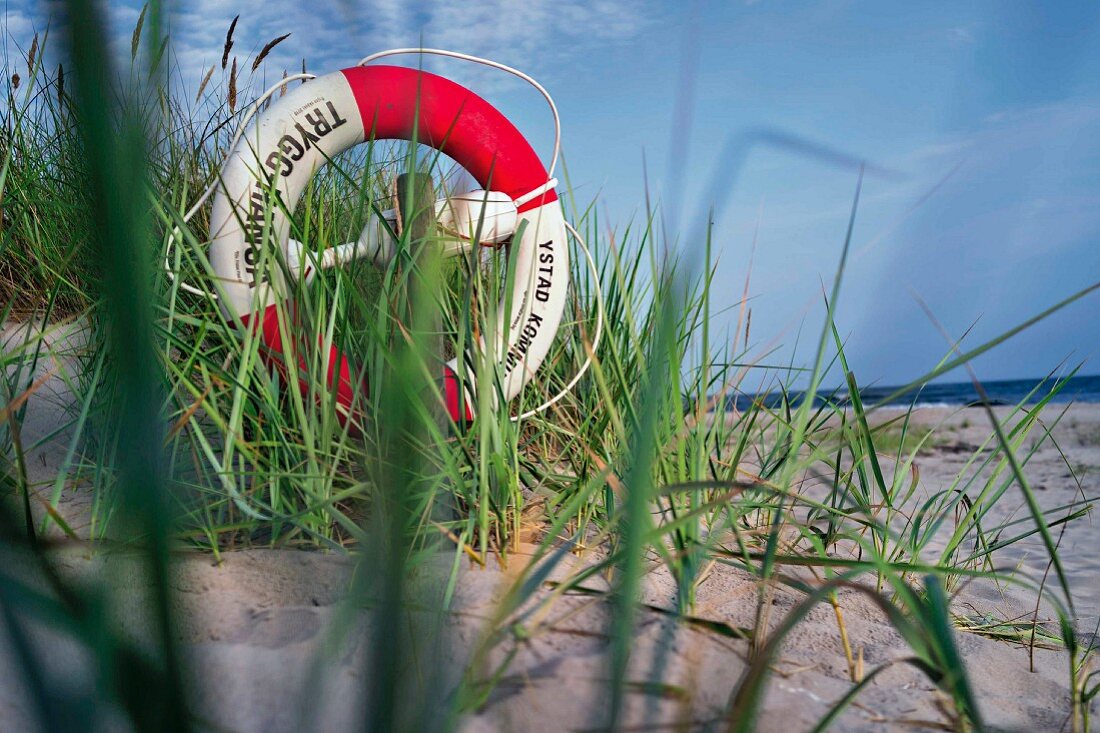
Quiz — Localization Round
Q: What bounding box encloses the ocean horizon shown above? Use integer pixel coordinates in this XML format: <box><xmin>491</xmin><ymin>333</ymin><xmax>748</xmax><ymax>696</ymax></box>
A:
<box><xmin>726</xmin><ymin>373</ymin><xmax>1100</xmax><ymax>412</ymax></box>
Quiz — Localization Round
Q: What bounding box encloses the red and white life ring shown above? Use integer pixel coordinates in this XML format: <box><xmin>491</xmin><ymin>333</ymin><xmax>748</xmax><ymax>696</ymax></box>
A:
<box><xmin>207</xmin><ymin>65</ymin><xmax>570</xmax><ymax>424</ymax></box>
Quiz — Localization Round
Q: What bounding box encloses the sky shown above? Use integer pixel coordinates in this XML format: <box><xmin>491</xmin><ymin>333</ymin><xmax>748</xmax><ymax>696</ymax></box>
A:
<box><xmin>4</xmin><ymin>0</ymin><xmax>1100</xmax><ymax>388</ymax></box>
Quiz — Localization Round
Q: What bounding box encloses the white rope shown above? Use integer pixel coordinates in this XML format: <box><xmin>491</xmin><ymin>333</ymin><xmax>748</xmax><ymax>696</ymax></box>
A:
<box><xmin>357</xmin><ymin>48</ymin><xmax>561</xmax><ymax>180</ymax></box>
<box><xmin>513</xmin><ymin>178</ymin><xmax>559</xmax><ymax>208</ymax></box>
<box><xmin>512</xmin><ymin>219</ymin><xmax>604</xmax><ymax>421</ymax></box>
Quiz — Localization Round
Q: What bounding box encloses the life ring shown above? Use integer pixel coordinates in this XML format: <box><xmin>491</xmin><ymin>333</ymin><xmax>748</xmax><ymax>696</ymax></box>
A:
<box><xmin>207</xmin><ymin>65</ymin><xmax>570</xmax><ymax>424</ymax></box>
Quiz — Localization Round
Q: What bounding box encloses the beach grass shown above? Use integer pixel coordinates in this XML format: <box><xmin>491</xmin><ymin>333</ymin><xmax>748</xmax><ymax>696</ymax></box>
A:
<box><xmin>1</xmin><ymin>5</ymin><xmax>1098</xmax><ymax>731</ymax></box>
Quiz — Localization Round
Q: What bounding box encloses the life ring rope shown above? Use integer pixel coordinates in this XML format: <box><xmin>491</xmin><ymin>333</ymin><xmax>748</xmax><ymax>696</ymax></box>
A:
<box><xmin>164</xmin><ymin>50</ymin><xmax>603</xmax><ymax>422</ymax></box>
<box><xmin>356</xmin><ymin>48</ymin><xmax>562</xmax><ymax>180</ymax></box>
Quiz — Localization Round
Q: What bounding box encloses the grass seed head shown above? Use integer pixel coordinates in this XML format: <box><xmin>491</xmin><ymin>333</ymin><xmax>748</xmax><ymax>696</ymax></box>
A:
<box><xmin>228</xmin><ymin>57</ymin><xmax>237</xmax><ymax>112</ymax></box>
<box><xmin>27</xmin><ymin>33</ymin><xmax>38</xmax><ymax>73</ymax></box>
<box><xmin>252</xmin><ymin>33</ymin><xmax>290</xmax><ymax>72</ymax></box>
<box><xmin>57</xmin><ymin>64</ymin><xmax>64</xmax><ymax>102</ymax></box>
<box><xmin>131</xmin><ymin>4</ymin><xmax>147</xmax><ymax>61</ymax></box>
<box><xmin>222</xmin><ymin>15</ymin><xmax>238</xmax><ymax>70</ymax></box>
<box><xmin>195</xmin><ymin>65</ymin><xmax>214</xmax><ymax>104</ymax></box>
<box><xmin>11</xmin><ymin>72</ymin><xmax>20</xmax><ymax>90</ymax></box>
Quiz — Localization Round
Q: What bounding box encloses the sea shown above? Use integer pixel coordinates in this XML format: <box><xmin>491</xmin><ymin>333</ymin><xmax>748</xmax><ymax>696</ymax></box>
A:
<box><xmin>727</xmin><ymin>374</ymin><xmax>1100</xmax><ymax>412</ymax></box>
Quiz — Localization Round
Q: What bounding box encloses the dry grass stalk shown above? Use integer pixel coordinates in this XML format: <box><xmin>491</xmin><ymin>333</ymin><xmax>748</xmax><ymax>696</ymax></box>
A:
<box><xmin>27</xmin><ymin>33</ymin><xmax>38</xmax><ymax>73</ymax></box>
<box><xmin>131</xmin><ymin>4</ymin><xmax>147</xmax><ymax>60</ymax></box>
<box><xmin>222</xmin><ymin>15</ymin><xmax>238</xmax><ymax>70</ymax></box>
<box><xmin>228</xmin><ymin>57</ymin><xmax>237</xmax><ymax>113</ymax></box>
<box><xmin>279</xmin><ymin>69</ymin><xmax>288</xmax><ymax>97</ymax></box>
<box><xmin>0</xmin><ymin>369</ymin><xmax>58</xmax><ymax>423</ymax></box>
<box><xmin>829</xmin><ymin>595</ymin><xmax>860</xmax><ymax>682</ymax></box>
<box><xmin>195</xmin><ymin>65</ymin><xmax>215</xmax><ymax>104</ymax></box>
<box><xmin>252</xmin><ymin>33</ymin><xmax>290</xmax><ymax>71</ymax></box>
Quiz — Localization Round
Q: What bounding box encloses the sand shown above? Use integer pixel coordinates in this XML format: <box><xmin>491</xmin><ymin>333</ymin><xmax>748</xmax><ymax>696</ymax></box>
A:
<box><xmin>903</xmin><ymin>403</ymin><xmax>1100</xmax><ymax>624</ymax></box>
<box><xmin>2</xmin><ymin>321</ymin><xmax>1098</xmax><ymax>731</ymax></box>
<box><xmin>0</xmin><ymin>546</ymin><xmax>1080</xmax><ymax>731</ymax></box>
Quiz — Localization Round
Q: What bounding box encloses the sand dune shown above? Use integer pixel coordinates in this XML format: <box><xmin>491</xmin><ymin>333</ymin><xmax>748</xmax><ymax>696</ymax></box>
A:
<box><xmin>0</xmin><ymin>545</ymin><xmax>1080</xmax><ymax>731</ymax></box>
<box><xmin>2</xmin><ymin>322</ymin><xmax>1097</xmax><ymax>730</ymax></box>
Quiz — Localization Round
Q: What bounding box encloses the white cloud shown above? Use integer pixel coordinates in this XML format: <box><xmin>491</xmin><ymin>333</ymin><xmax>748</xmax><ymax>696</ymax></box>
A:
<box><xmin>5</xmin><ymin>0</ymin><xmax>651</xmax><ymax>98</ymax></box>
<box><xmin>167</xmin><ymin>0</ymin><xmax>652</xmax><ymax>95</ymax></box>
<box><xmin>3</xmin><ymin>8</ymin><xmax>38</xmax><ymax>41</ymax></box>
<box><xmin>946</xmin><ymin>26</ymin><xmax>975</xmax><ymax>44</ymax></box>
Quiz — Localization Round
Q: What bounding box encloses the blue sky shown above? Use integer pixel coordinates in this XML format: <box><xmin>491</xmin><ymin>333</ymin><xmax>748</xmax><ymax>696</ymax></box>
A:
<box><xmin>4</xmin><ymin>0</ymin><xmax>1099</xmax><ymax>387</ymax></box>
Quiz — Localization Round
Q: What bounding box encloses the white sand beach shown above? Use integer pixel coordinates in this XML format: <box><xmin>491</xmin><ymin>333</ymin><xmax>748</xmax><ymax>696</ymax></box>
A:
<box><xmin>2</xmin><ymin>322</ymin><xmax>1098</xmax><ymax>731</ymax></box>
